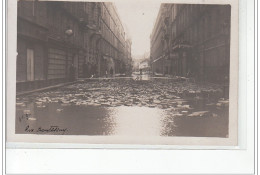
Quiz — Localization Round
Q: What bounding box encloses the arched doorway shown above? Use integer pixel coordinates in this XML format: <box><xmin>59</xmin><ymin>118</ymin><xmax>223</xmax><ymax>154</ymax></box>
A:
<box><xmin>106</xmin><ymin>57</ymin><xmax>115</xmax><ymax>76</ymax></box>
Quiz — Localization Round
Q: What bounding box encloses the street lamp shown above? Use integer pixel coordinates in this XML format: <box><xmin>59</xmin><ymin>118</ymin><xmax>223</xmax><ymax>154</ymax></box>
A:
<box><xmin>65</xmin><ymin>27</ymin><xmax>73</xmax><ymax>81</ymax></box>
<box><xmin>164</xmin><ymin>33</ymin><xmax>170</xmax><ymax>76</ymax></box>
<box><xmin>95</xmin><ymin>37</ymin><xmax>104</xmax><ymax>77</ymax></box>
<box><xmin>65</xmin><ymin>28</ymin><xmax>73</xmax><ymax>36</ymax></box>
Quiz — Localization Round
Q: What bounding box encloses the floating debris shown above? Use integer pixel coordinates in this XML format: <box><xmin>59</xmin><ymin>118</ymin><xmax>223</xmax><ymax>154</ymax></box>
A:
<box><xmin>23</xmin><ymin>109</ymin><xmax>31</xmax><ymax>115</ymax></box>
<box><xmin>217</xmin><ymin>100</ymin><xmax>229</xmax><ymax>107</ymax></box>
<box><xmin>188</xmin><ymin>111</ymin><xmax>209</xmax><ymax>117</ymax></box>
<box><xmin>56</xmin><ymin>109</ymin><xmax>63</xmax><ymax>112</ymax></box>
<box><xmin>181</xmin><ymin>111</ymin><xmax>188</xmax><ymax>114</ymax></box>
<box><xmin>173</xmin><ymin>113</ymin><xmax>183</xmax><ymax>117</ymax></box>
<box><xmin>37</xmin><ymin>105</ymin><xmax>46</xmax><ymax>108</ymax></box>
<box><xmin>16</xmin><ymin>102</ymin><xmax>25</xmax><ymax>106</ymax></box>
<box><xmin>92</xmin><ymin>103</ymin><xmax>101</xmax><ymax>106</ymax></box>
<box><xmin>148</xmin><ymin>104</ymin><xmax>156</xmax><ymax>108</ymax></box>
<box><xmin>17</xmin><ymin>79</ymin><xmax>227</xmax><ymax>120</ymax></box>
<box><xmin>212</xmin><ymin>113</ymin><xmax>218</xmax><ymax>117</ymax></box>
<box><xmin>75</xmin><ymin>94</ymin><xmax>84</xmax><ymax>97</ymax></box>
<box><xmin>176</xmin><ymin>104</ymin><xmax>191</xmax><ymax>110</ymax></box>
<box><xmin>206</xmin><ymin>103</ymin><xmax>215</xmax><ymax>106</ymax></box>
<box><xmin>35</xmin><ymin>101</ymin><xmax>43</xmax><ymax>105</ymax></box>
<box><xmin>28</xmin><ymin>117</ymin><xmax>36</xmax><ymax>121</ymax></box>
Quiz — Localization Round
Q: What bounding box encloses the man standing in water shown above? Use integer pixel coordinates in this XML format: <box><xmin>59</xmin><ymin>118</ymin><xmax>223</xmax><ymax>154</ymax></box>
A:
<box><xmin>138</xmin><ymin>68</ymin><xmax>143</xmax><ymax>80</ymax></box>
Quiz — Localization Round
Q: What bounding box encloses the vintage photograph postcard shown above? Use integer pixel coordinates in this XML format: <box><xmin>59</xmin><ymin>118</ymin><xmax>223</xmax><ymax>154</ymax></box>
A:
<box><xmin>7</xmin><ymin>0</ymin><xmax>238</xmax><ymax>146</ymax></box>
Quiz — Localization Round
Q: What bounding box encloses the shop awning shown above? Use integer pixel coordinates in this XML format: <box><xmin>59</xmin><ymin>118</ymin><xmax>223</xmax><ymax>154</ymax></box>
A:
<box><xmin>103</xmin><ymin>56</ymin><xmax>115</xmax><ymax>62</ymax></box>
<box><xmin>172</xmin><ymin>44</ymin><xmax>192</xmax><ymax>51</ymax></box>
<box><xmin>152</xmin><ymin>55</ymin><xmax>163</xmax><ymax>63</ymax></box>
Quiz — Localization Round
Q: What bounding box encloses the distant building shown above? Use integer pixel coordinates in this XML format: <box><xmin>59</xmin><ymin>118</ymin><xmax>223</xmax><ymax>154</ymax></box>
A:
<box><xmin>17</xmin><ymin>1</ymin><xmax>132</xmax><ymax>91</ymax></box>
<box><xmin>150</xmin><ymin>4</ymin><xmax>231</xmax><ymax>82</ymax></box>
<box><xmin>139</xmin><ymin>60</ymin><xmax>150</xmax><ymax>71</ymax></box>
<box><xmin>124</xmin><ymin>37</ymin><xmax>133</xmax><ymax>75</ymax></box>
<box><xmin>95</xmin><ymin>2</ymin><xmax>131</xmax><ymax>76</ymax></box>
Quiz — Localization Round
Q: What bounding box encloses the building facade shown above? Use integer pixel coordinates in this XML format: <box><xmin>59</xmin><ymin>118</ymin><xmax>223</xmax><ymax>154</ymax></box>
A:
<box><xmin>17</xmin><ymin>1</ymin><xmax>132</xmax><ymax>92</ymax></box>
<box><xmin>98</xmin><ymin>2</ymin><xmax>130</xmax><ymax>76</ymax></box>
<box><xmin>150</xmin><ymin>5</ymin><xmax>166</xmax><ymax>75</ymax></box>
<box><xmin>124</xmin><ymin>37</ymin><xmax>132</xmax><ymax>75</ymax></box>
<box><xmin>150</xmin><ymin>4</ymin><xmax>231</xmax><ymax>83</ymax></box>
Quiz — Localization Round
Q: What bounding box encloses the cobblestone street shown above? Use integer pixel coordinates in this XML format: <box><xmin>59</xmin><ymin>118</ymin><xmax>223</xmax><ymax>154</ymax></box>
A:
<box><xmin>16</xmin><ymin>77</ymin><xmax>229</xmax><ymax>137</ymax></box>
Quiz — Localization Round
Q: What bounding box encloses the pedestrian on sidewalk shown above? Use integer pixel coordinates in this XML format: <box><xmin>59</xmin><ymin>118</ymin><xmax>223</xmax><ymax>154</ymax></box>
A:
<box><xmin>105</xmin><ymin>70</ymin><xmax>108</xmax><ymax>78</ymax></box>
<box><xmin>69</xmin><ymin>64</ymin><xmax>75</xmax><ymax>82</ymax></box>
<box><xmin>82</xmin><ymin>62</ymin><xmax>88</xmax><ymax>78</ymax></box>
<box><xmin>110</xmin><ymin>67</ymin><xmax>114</xmax><ymax>77</ymax></box>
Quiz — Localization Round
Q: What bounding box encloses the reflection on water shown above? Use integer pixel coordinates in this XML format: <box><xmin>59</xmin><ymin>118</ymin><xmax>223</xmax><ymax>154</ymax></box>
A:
<box><xmin>16</xmin><ymin>103</ymin><xmax>165</xmax><ymax>136</ymax></box>
<box><xmin>16</xmin><ymin>79</ymin><xmax>229</xmax><ymax>137</ymax></box>
<box><xmin>108</xmin><ymin>106</ymin><xmax>165</xmax><ymax>136</ymax></box>
<box><xmin>16</xmin><ymin>101</ymin><xmax>228</xmax><ymax>137</ymax></box>
<box><xmin>132</xmin><ymin>74</ymin><xmax>151</xmax><ymax>80</ymax></box>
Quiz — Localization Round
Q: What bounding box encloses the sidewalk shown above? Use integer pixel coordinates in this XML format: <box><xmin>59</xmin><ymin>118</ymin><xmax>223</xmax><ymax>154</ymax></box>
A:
<box><xmin>16</xmin><ymin>81</ymin><xmax>79</xmax><ymax>96</ymax></box>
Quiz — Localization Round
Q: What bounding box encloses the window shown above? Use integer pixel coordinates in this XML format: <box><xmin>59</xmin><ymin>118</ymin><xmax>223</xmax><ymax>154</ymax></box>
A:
<box><xmin>203</xmin><ymin>18</ymin><xmax>207</xmax><ymax>40</ymax></box>
<box><xmin>215</xmin><ymin>9</ymin><xmax>221</xmax><ymax>34</ymax></box>
<box><xmin>22</xmin><ymin>1</ymin><xmax>35</xmax><ymax>18</ymax></box>
<box><xmin>199</xmin><ymin>20</ymin><xmax>204</xmax><ymax>42</ymax></box>
<box><xmin>208</xmin><ymin>15</ymin><xmax>211</xmax><ymax>38</ymax></box>
<box><xmin>32</xmin><ymin>1</ymin><xmax>35</xmax><ymax>16</ymax></box>
<box><xmin>171</xmin><ymin>6</ymin><xmax>174</xmax><ymax>20</ymax></box>
<box><xmin>27</xmin><ymin>49</ymin><xmax>34</xmax><ymax>81</ymax></box>
<box><xmin>189</xmin><ymin>28</ymin><xmax>192</xmax><ymax>43</ymax></box>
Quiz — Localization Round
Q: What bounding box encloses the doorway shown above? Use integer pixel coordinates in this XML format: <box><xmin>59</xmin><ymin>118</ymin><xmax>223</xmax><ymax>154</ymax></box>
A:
<box><xmin>26</xmin><ymin>48</ymin><xmax>34</xmax><ymax>81</ymax></box>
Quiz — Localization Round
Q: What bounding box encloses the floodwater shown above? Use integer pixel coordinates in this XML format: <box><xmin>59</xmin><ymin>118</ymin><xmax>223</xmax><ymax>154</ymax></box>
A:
<box><xmin>16</xmin><ymin>77</ymin><xmax>229</xmax><ymax>137</ymax></box>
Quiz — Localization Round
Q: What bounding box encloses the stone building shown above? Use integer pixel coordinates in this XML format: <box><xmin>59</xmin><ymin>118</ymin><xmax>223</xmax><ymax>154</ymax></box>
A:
<box><xmin>124</xmin><ymin>37</ymin><xmax>132</xmax><ymax>75</ymax></box>
<box><xmin>97</xmin><ymin>2</ymin><xmax>130</xmax><ymax>76</ymax></box>
<box><xmin>83</xmin><ymin>2</ymin><xmax>133</xmax><ymax>77</ymax></box>
<box><xmin>17</xmin><ymin>1</ymin><xmax>132</xmax><ymax>91</ymax></box>
<box><xmin>150</xmin><ymin>5</ymin><xmax>166</xmax><ymax>75</ymax></box>
<box><xmin>17</xmin><ymin>1</ymin><xmax>88</xmax><ymax>91</ymax></box>
<box><xmin>150</xmin><ymin>4</ymin><xmax>231</xmax><ymax>83</ymax></box>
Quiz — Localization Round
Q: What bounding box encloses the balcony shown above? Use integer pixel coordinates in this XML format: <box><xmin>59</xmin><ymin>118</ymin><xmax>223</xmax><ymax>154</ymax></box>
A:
<box><xmin>164</xmin><ymin>16</ymin><xmax>170</xmax><ymax>26</ymax></box>
<box><xmin>172</xmin><ymin>40</ymin><xmax>192</xmax><ymax>51</ymax></box>
<box><xmin>62</xmin><ymin>2</ymin><xmax>89</xmax><ymax>24</ymax></box>
<box><xmin>17</xmin><ymin>19</ymin><xmax>48</xmax><ymax>42</ymax></box>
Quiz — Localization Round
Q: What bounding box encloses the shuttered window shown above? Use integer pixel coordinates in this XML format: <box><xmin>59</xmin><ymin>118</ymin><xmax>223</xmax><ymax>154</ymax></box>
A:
<box><xmin>47</xmin><ymin>48</ymin><xmax>68</xmax><ymax>79</ymax></box>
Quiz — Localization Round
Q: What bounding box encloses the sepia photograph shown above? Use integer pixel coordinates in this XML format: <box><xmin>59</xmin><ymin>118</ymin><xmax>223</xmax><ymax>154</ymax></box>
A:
<box><xmin>8</xmin><ymin>0</ymin><xmax>259</xmax><ymax>174</ymax></box>
<box><xmin>11</xmin><ymin>0</ymin><xmax>238</xmax><ymax>145</ymax></box>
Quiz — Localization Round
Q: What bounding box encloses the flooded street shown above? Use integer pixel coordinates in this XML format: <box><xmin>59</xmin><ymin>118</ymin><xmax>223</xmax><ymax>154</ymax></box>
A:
<box><xmin>16</xmin><ymin>77</ymin><xmax>229</xmax><ymax>137</ymax></box>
